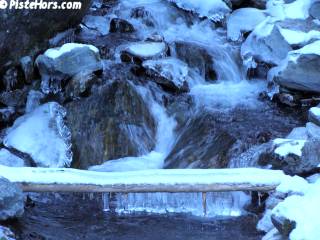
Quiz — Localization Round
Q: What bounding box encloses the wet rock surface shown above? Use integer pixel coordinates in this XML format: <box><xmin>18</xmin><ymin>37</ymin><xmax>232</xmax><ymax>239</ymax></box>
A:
<box><xmin>66</xmin><ymin>80</ymin><xmax>156</xmax><ymax>169</ymax></box>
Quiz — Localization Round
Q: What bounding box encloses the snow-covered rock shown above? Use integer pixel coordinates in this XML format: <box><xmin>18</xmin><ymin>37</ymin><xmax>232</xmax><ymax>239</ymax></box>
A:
<box><xmin>36</xmin><ymin>43</ymin><xmax>102</xmax><ymax>94</ymax></box>
<box><xmin>306</xmin><ymin>122</ymin><xmax>320</xmax><ymax>140</ymax></box>
<box><xmin>227</xmin><ymin>8</ymin><xmax>267</xmax><ymax>41</ymax></box>
<box><xmin>241</xmin><ymin>19</ymin><xmax>292</xmax><ymax>66</ymax></box>
<box><xmin>0</xmin><ymin>177</ymin><xmax>24</xmax><ymax>221</ymax></box>
<box><xmin>286</xmin><ymin>127</ymin><xmax>308</xmax><ymax>140</ymax></box>
<box><xmin>308</xmin><ymin>106</ymin><xmax>320</xmax><ymax>126</ymax></box>
<box><xmin>82</xmin><ymin>15</ymin><xmax>109</xmax><ymax>36</ymax></box>
<box><xmin>142</xmin><ymin>58</ymin><xmax>190</xmax><ymax>92</ymax></box>
<box><xmin>167</xmin><ymin>0</ymin><xmax>231</xmax><ymax>22</ymax></box>
<box><xmin>0</xmin><ymin>149</ymin><xmax>25</xmax><ymax>167</ymax></box>
<box><xmin>4</xmin><ymin>102</ymin><xmax>72</xmax><ymax>168</ymax></box>
<box><xmin>271</xmin><ymin>177</ymin><xmax>320</xmax><ymax>240</ymax></box>
<box><xmin>121</xmin><ymin>42</ymin><xmax>168</xmax><ymax>63</ymax></box>
<box><xmin>272</xmin><ymin>40</ymin><xmax>320</xmax><ymax>93</ymax></box>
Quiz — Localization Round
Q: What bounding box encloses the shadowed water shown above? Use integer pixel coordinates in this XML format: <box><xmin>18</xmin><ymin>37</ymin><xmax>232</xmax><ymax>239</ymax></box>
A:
<box><xmin>8</xmin><ymin>194</ymin><xmax>263</xmax><ymax>240</ymax></box>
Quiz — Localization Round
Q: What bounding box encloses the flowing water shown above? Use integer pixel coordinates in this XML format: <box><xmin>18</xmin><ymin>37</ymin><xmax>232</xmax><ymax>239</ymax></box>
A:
<box><xmin>7</xmin><ymin>0</ymin><xmax>306</xmax><ymax>238</ymax></box>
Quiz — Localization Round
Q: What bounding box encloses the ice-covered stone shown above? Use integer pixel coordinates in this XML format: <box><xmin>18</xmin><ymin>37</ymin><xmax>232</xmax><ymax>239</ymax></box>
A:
<box><xmin>0</xmin><ymin>177</ymin><xmax>24</xmax><ymax>221</ymax></box>
<box><xmin>82</xmin><ymin>15</ymin><xmax>109</xmax><ymax>36</ymax></box>
<box><xmin>308</xmin><ymin>107</ymin><xmax>320</xmax><ymax>126</ymax></box>
<box><xmin>0</xmin><ymin>226</ymin><xmax>16</xmax><ymax>240</ymax></box>
<box><xmin>36</xmin><ymin>43</ymin><xmax>102</xmax><ymax>94</ymax></box>
<box><xmin>167</xmin><ymin>0</ymin><xmax>231</xmax><ymax>22</ymax></box>
<box><xmin>272</xmin><ymin>41</ymin><xmax>320</xmax><ymax>93</ymax></box>
<box><xmin>227</xmin><ymin>8</ymin><xmax>266</xmax><ymax>41</ymax></box>
<box><xmin>142</xmin><ymin>58</ymin><xmax>190</xmax><ymax>92</ymax></box>
<box><xmin>0</xmin><ymin>149</ymin><xmax>25</xmax><ymax>167</ymax></box>
<box><xmin>4</xmin><ymin>102</ymin><xmax>72</xmax><ymax>168</ymax></box>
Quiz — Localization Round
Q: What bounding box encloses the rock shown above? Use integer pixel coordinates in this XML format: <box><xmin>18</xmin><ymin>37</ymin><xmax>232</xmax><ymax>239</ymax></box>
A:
<box><xmin>64</xmin><ymin>70</ymin><xmax>98</xmax><ymax>99</ymax></box>
<box><xmin>109</xmin><ymin>18</ymin><xmax>135</xmax><ymax>33</ymax></box>
<box><xmin>168</xmin><ymin>0</ymin><xmax>231</xmax><ymax>22</ymax></box>
<box><xmin>164</xmin><ymin>114</ymin><xmax>236</xmax><ymax>169</ymax></box>
<box><xmin>310</xmin><ymin>2</ymin><xmax>320</xmax><ymax>20</ymax></box>
<box><xmin>306</xmin><ymin>122</ymin><xmax>320</xmax><ymax>140</ymax></box>
<box><xmin>66</xmin><ymin>81</ymin><xmax>156</xmax><ymax>169</ymax></box>
<box><xmin>0</xmin><ymin>108</ymin><xmax>16</xmax><ymax>128</ymax></box>
<box><xmin>0</xmin><ymin>87</ymin><xmax>29</xmax><ymax>109</ymax></box>
<box><xmin>0</xmin><ymin>177</ymin><xmax>24</xmax><ymax>221</ymax></box>
<box><xmin>36</xmin><ymin>43</ymin><xmax>102</xmax><ymax>94</ymax></box>
<box><xmin>4</xmin><ymin>102</ymin><xmax>72</xmax><ymax>168</ymax></box>
<box><xmin>0</xmin><ymin>226</ymin><xmax>16</xmax><ymax>240</ymax></box>
<box><xmin>262</xmin><ymin>228</ymin><xmax>282</xmax><ymax>240</ymax></box>
<box><xmin>142</xmin><ymin>58</ymin><xmax>190</xmax><ymax>92</ymax></box>
<box><xmin>121</xmin><ymin>41</ymin><xmax>168</xmax><ymax>64</ymax></box>
<box><xmin>19</xmin><ymin>56</ymin><xmax>34</xmax><ymax>84</ymax></box>
<box><xmin>174</xmin><ymin>41</ymin><xmax>217</xmax><ymax>81</ymax></box>
<box><xmin>0</xmin><ymin>149</ymin><xmax>25</xmax><ymax>167</ymax></box>
<box><xmin>1</xmin><ymin>67</ymin><xmax>24</xmax><ymax>91</ymax></box>
<box><xmin>131</xmin><ymin>7</ymin><xmax>155</xmax><ymax>27</ymax></box>
<box><xmin>286</xmin><ymin>127</ymin><xmax>308</xmax><ymax>140</ymax></box>
<box><xmin>250</xmin><ymin>0</ymin><xmax>267</xmax><ymax>9</ymax></box>
<box><xmin>0</xmin><ymin>0</ymin><xmax>91</xmax><ymax>76</ymax></box>
<box><xmin>271</xmin><ymin>214</ymin><xmax>296</xmax><ymax>238</ymax></box>
<box><xmin>227</xmin><ymin>8</ymin><xmax>266</xmax><ymax>41</ymax></box>
<box><xmin>82</xmin><ymin>15</ymin><xmax>109</xmax><ymax>36</ymax></box>
<box><xmin>241</xmin><ymin>21</ymin><xmax>292</xmax><ymax>66</ymax></box>
<box><xmin>272</xmin><ymin>41</ymin><xmax>320</xmax><ymax>93</ymax></box>
<box><xmin>259</xmin><ymin>138</ymin><xmax>320</xmax><ymax>175</ymax></box>
<box><xmin>308</xmin><ymin>107</ymin><xmax>320</xmax><ymax>126</ymax></box>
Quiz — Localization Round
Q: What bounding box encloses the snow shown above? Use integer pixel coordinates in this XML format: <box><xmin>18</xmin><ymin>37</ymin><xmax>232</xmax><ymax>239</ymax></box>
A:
<box><xmin>44</xmin><ymin>43</ymin><xmax>99</xmax><ymax>59</ymax></box>
<box><xmin>167</xmin><ymin>0</ymin><xmax>231</xmax><ymax>21</ymax></box>
<box><xmin>279</xmin><ymin>28</ymin><xmax>320</xmax><ymax>45</ymax></box>
<box><xmin>273</xmin><ymin>138</ymin><xmax>306</xmax><ymax>157</ymax></box>
<box><xmin>309</xmin><ymin>107</ymin><xmax>320</xmax><ymax>117</ymax></box>
<box><xmin>227</xmin><ymin>8</ymin><xmax>266</xmax><ymax>41</ymax></box>
<box><xmin>272</xmin><ymin>178</ymin><xmax>320</xmax><ymax>240</ymax></box>
<box><xmin>3</xmin><ymin>102</ymin><xmax>72</xmax><ymax>168</ymax></box>
<box><xmin>142</xmin><ymin>57</ymin><xmax>189</xmax><ymax>88</ymax></box>
<box><xmin>0</xmin><ymin>166</ymin><xmax>291</xmax><ymax>186</ymax></box>
<box><xmin>266</xmin><ymin>0</ymin><xmax>313</xmax><ymax>20</ymax></box>
<box><xmin>126</xmin><ymin>42</ymin><xmax>166</xmax><ymax>58</ymax></box>
<box><xmin>0</xmin><ymin>149</ymin><xmax>25</xmax><ymax>167</ymax></box>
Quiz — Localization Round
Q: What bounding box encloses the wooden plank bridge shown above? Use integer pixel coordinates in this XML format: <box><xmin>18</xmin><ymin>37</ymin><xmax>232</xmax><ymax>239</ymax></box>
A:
<box><xmin>0</xmin><ymin>166</ymin><xmax>289</xmax><ymax>193</ymax></box>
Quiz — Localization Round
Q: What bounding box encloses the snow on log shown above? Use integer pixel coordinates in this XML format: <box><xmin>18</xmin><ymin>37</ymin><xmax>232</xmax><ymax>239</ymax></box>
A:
<box><xmin>0</xmin><ymin>166</ymin><xmax>291</xmax><ymax>193</ymax></box>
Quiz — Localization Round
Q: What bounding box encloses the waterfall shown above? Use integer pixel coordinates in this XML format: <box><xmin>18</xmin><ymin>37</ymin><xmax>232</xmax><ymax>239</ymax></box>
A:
<box><xmin>94</xmin><ymin>0</ymin><xmax>268</xmax><ymax>217</ymax></box>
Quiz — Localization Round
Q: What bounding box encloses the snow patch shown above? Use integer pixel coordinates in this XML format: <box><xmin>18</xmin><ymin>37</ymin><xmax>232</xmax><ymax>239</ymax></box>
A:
<box><xmin>273</xmin><ymin>138</ymin><xmax>306</xmax><ymax>157</ymax></box>
<box><xmin>44</xmin><ymin>43</ymin><xmax>99</xmax><ymax>59</ymax></box>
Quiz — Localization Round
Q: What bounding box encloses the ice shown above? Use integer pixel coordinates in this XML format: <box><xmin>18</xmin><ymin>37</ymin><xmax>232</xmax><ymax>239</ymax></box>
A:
<box><xmin>309</xmin><ymin>107</ymin><xmax>320</xmax><ymax>117</ymax></box>
<box><xmin>272</xmin><ymin>178</ymin><xmax>320</xmax><ymax>240</ymax></box>
<box><xmin>227</xmin><ymin>8</ymin><xmax>266</xmax><ymax>41</ymax></box>
<box><xmin>0</xmin><ymin>149</ymin><xmax>25</xmax><ymax>167</ymax></box>
<box><xmin>279</xmin><ymin>28</ymin><xmax>320</xmax><ymax>45</ymax></box>
<box><xmin>167</xmin><ymin>0</ymin><xmax>231</xmax><ymax>21</ymax></box>
<box><xmin>273</xmin><ymin>138</ymin><xmax>306</xmax><ymax>157</ymax></box>
<box><xmin>266</xmin><ymin>0</ymin><xmax>313</xmax><ymax>20</ymax></box>
<box><xmin>3</xmin><ymin>102</ymin><xmax>72</xmax><ymax>168</ymax></box>
<box><xmin>44</xmin><ymin>43</ymin><xmax>99</xmax><ymax>59</ymax></box>
<box><xmin>126</xmin><ymin>42</ymin><xmax>166</xmax><ymax>58</ymax></box>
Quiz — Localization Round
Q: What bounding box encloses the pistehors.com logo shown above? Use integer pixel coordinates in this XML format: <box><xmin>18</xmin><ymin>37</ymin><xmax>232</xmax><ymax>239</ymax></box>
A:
<box><xmin>0</xmin><ymin>0</ymin><xmax>82</xmax><ymax>10</ymax></box>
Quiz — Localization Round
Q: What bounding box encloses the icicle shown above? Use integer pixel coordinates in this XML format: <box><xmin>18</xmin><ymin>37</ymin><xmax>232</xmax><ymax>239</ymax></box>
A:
<box><xmin>202</xmin><ymin>192</ymin><xmax>207</xmax><ymax>216</ymax></box>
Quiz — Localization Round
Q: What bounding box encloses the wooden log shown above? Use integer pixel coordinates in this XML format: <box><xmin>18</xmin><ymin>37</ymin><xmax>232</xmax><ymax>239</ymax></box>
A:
<box><xmin>18</xmin><ymin>182</ymin><xmax>279</xmax><ymax>193</ymax></box>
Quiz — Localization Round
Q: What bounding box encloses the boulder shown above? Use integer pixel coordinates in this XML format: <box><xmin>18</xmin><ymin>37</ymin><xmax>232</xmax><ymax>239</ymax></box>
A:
<box><xmin>227</xmin><ymin>8</ymin><xmax>266</xmax><ymax>41</ymax></box>
<box><xmin>35</xmin><ymin>43</ymin><xmax>102</xmax><ymax>94</ymax></box>
<box><xmin>0</xmin><ymin>87</ymin><xmax>29</xmax><ymax>109</ymax></box>
<box><xmin>66</xmin><ymin>81</ymin><xmax>156</xmax><ymax>169</ymax></box>
<box><xmin>142</xmin><ymin>58</ymin><xmax>190</xmax><ymax>92</ymax></box>
<box><xmin>272</xmin><ymin>41</ymin><xmax>320</xmax><ymax>93</ymax></box>
<box><xmin>241</xmin><ymin>21</ymin><xmax>292</xmax><ymax>66</ymax></box>
<box><xmin>0</xmin><ymin>177</ymin><xmax>24</xmax><ymax>221</ymax></box>
<box><xmin>271</xmin><ymin>214</ymin><xmax>296</xmax><ymax>238</ymax></box>
<box><xmin>82</xmin><ymin>15</ymin><xmax>109</xmax><ymax>36</ymax></box>
<box><xmin>109</xmin><ymin>18</ymin><xmax>135</xmax><ymax>33</ymax></box>
<box><xmin>0</xmin><ymin>149</ymin><xmax>25</xmax><ymax>167</ymax></box>
<box><xmin>0</xmin><ymin>108</ymin><xmax>16</xmax><ymax>129</ymax></box>
<box><xmin>308</xmin><ymin>107</ymin><xmax>320</xmax><ymax>126</ymax></box>
<box><xmin>3</xmin><ymin>102</ymin><xmax>72</xmax><ymax>168</ymax></box>
<box><xmin>121</xmin><ymin>41</ymin><xmax>168</xmax><ymax>64</ymax></box>
<box><xmin>174</xmin><ymin>41</ymin><xmax>217</xmax><ymax>81</ymax></box>
<box><xmin>164</xmin><ymin>114</ymin><xmax>236</xmax><ymax>169</ymax></box>
<box><xmin>0</xmin><ymin>0</ymin><xmax>91</xmax><ymax>77</ymax></box>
